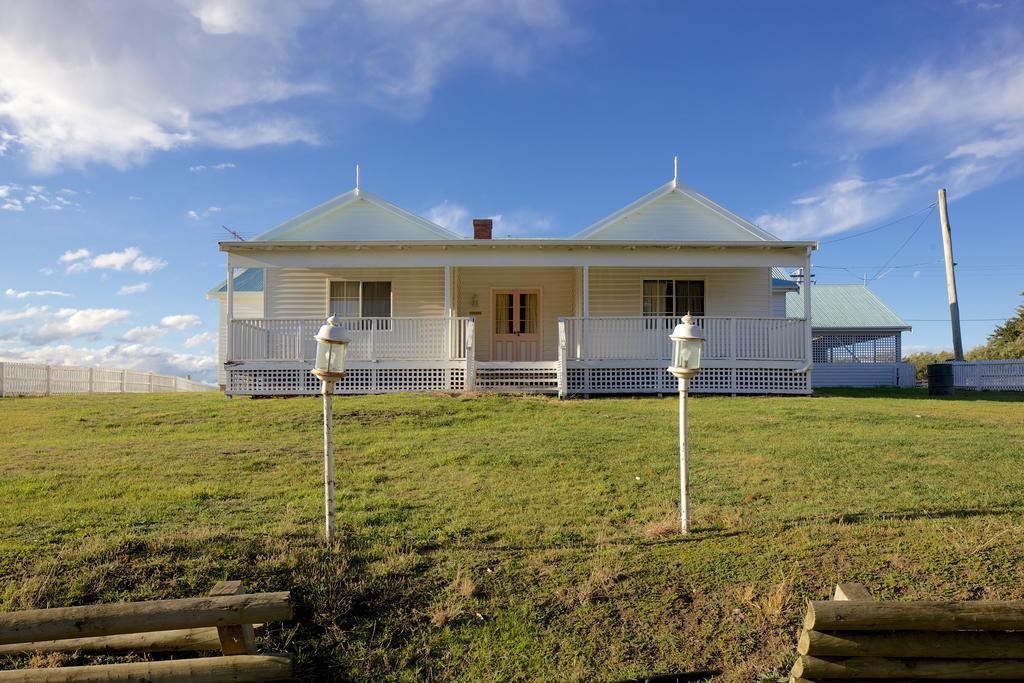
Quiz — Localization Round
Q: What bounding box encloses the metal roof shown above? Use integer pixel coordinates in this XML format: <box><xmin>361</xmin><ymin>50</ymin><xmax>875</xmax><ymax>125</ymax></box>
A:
<box><xmin>771</xmin><ymin>267</ymin><xmax>799</xmax><ymax>291</ymax></box>
<box><xmin>208</xmin><ymin>268</ymin><xmax>264</xmax><ymax>294</ymax></box>
<box><xmin>786</xmin><ymin>285</ymin><xmax>910</xmax><ymax>330</ymax></box>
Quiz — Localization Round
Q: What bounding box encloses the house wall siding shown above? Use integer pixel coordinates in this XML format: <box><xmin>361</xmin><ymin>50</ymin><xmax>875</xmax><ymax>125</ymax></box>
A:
<box><xmin>264</xmin><ymin>267</ymin><xmax>445</xmax><ymax>319</ymax></box>
<box><xmin>588</xmin><ymin>267</ymin><xmax>771</xmax><ymax>317</ymax></box>
<box><xmin>216</xmin><ymin>292</ymin><xmax>264</xmax><ymax>385</ymax></box>
<box><xmin>771</xmin><ymin>291</ymin><xmax>788</xmax><ymax>317</ymax></box>
<box><xmin>585</xmin><ymin>192</ymin><xmax>760</xmax><ymax>240</ymax></box>
<box><xmin>455</xmin><ymin>267</ymin><xmax>576</xmax><ymax>362</ymax></box>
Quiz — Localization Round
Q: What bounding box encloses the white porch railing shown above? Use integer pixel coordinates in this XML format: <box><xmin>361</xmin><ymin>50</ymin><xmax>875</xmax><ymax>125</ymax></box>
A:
<box><xmin>559</xmin><ymin>316</ymin><xmax>807</xmax><ymax>362</ymax></box>
<box><xmin>230</xmin><ymin>317</ymin><xmax>471</xmax><ymax>362</ymax></box>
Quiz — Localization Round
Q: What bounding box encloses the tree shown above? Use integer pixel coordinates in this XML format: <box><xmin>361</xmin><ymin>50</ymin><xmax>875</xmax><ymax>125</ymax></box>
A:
<box><xmin>967</xmin><ymin>292</ymin><xmax>1024</xmax><ymax>360</ymax></box>
<box><xmin>903</xmin><ymin>350</ymin><xmax>953</xmax><ymax>381</ymax></box>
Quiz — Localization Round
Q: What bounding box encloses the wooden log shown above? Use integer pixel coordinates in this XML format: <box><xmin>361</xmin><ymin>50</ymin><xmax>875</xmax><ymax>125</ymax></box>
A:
<box><xmin>790</xmin><ymin>678</ymin><xmax>1024</xmax><ymax>683</ymax></box>
<box><xmin>0</xmin><ymin>654</ymin><xmax>291</xmax><ymax>682</ymax></box>
<box><xmin>793</xmin><ymin>654</ymin><xmax>1024</xmax><ymax>679</ymax></box>
<box><xmin>209</xmin><ymin>581</ymin><xmax>257</xmax><ymax>656</ymax></box>
<box><xmin>833</xmin><ymin>583</ymin><xmax>873</xmax><ymax>601</ymax></box>
<box><xmin>0</xmin><ymin>592</ymin><xmax>291</xmax><ymax>646</ymax></box>
<box><xmin>805</xmin><ymin>601</ymin><xmax>1024</xmax><ymax>632</ymax></box>
<box><xmin>0</xmin><ymin>627</ymin><xmax>221</xmax><ymax>655</ymax></box>
<box><xmin>799</xmin><ymin>628</ymin><xmax>1024</xmax><ymax>659</ymax></box>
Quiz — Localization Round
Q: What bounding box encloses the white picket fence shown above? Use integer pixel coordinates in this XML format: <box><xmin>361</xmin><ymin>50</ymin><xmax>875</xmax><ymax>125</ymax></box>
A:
<box><xmin>949</xmin><ymin>359</ymin><xmax>1024</xmax><ymax>391</ymax></box>
<box><xmin>0</xmin><ymin>362</ymin><xmax>217</xmax><ymax>397</ymax></box>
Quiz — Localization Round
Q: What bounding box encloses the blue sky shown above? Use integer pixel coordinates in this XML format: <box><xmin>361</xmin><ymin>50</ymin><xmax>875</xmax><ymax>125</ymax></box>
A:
<box><xmin>2</xmin><ymin>0</ymin><xmax>1023</xmax><ymax>381</ymax></box>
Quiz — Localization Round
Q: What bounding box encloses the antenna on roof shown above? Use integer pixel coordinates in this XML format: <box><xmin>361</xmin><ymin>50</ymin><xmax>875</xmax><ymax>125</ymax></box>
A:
<box><xmin>221</xmin><ymin>225</ymin><xmax>245</xmax><ymax>241</ymax></box>
<box><xmin>672</xmin><ymin>156</ymin><xmax>679</xmax><ymax>188</ymax></box>
<box><xmin>355</xmin><ymin>164</ymin><xmax>361</xmax><ymax>194</ymax></box>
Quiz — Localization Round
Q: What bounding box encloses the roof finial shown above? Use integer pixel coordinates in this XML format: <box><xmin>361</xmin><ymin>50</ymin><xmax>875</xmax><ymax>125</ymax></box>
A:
<box><xmin>672</xmin><ymin>155</ymin><xmax>679</xmax><ymax>188</ymax></box>
<box><xmin>355</xmin><ymin>164</ymin><xmax>361</xmax><ymax>194</ymax></box>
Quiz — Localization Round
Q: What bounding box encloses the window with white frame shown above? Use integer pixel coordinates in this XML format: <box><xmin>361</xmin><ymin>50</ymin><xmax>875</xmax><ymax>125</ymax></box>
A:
<box><xmin>642</xmin><ymin>280</ymin><xmax>705</xmax><ymax>317</ymax></box>
<box><xmin>329</xmin><ymin>281</ymin><xmax>392</xmax><ymax>318</ymax></box>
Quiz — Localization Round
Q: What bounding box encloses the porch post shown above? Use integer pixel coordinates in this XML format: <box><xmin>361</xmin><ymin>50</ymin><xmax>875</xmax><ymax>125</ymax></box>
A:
<box><xmin>225</xmin><ymin>256</ymin><xmax>234</xmax><ymax>363</ymax></box>
<box><xmin>465</xmin><ymin>318</ymin><xmax>476</xmax><ymax>392</ymax></box>
<box><xmin>557</xmin><ymin>319</ymin><xmax>567</xmax><ymax>398</ymax></box>
<box><xmin>582</xmin><ymin>265</ymin><xmax>590</xmax><ymax>358</ymax></box>
<box><xmin>803</xmin><ymin>249</ymin><xmax>812</xmax><ymax>369</ymax></box>
<box><xmin>444</xmin><ymin>265</ymin><xmax>452</xmax><ymax>360</ymax></box>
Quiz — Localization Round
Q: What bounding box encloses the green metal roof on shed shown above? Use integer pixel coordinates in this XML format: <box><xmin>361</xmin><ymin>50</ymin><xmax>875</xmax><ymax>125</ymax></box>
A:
<box><xmin>208</xmin><ymin>268</ymin><xmax>264</xmax><ymax>294</ymax></box>
<box><xmin>786</xmin><ymin>284</ymin><xmax>910</xmax><ymax>330</ymax></box>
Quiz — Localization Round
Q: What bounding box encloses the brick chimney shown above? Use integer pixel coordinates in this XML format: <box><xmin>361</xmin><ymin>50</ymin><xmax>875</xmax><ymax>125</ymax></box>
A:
<box><xmin>473</xmin><ymin>218</ymin><xmax>493</xmax><ymax>240</ymax></box>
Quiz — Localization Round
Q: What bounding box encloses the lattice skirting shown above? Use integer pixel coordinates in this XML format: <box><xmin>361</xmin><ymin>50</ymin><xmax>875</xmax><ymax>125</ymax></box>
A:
<box><xmin>228</xmin><ymin>366</ymin><xmax>466</xmax><ymax>395</ymax></box>
<box><xmin>227</xmin><ymin>363</ymin><xmax>809</xmax><ymax>396</ymax></box>
<box><xmin>565</xmin><ymin>364</ymin><xmax>810</xmax><ymax>395</ymax></box>
<box><xmin>475</xmin><ymin>366</ymin><xmax>559</xmax><ymax>393</ymax></box>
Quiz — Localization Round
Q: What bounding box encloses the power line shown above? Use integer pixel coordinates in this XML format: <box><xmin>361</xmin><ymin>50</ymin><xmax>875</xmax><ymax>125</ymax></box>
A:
<box><xmin>871</xmin><ymin>205</ymin><xmax>936</xmax><ymax>281</ymax></box>
<box><xmin>905</xmin><ymin>318</ymin><xmax>1008</xmax><ymax>322</ymax></box>
<box><xmin>820</xmin><ymin>204</ymin><xmax>937</xmax><ymax>244</ymax></box>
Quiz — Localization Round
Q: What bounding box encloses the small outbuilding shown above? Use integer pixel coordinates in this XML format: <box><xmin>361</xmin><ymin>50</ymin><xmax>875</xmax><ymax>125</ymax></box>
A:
<box><xmin>782</xmin><ymin>281</ymin><xmax>915</xmax><ymax>388</ymax></box>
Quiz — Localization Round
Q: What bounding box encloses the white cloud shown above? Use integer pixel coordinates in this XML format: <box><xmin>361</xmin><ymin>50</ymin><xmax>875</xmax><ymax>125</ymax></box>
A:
<box><xmin>0</xmin><ymin>184</ymin><xmax>79</xmax><ymax>211</ymax></box>
<box><xmin>423</xmin><ymin>201</ymin><xmax>554</xmax><ymax>237</ymax></box>
<box><xmin>190</xmin><ymin>162</ymin><xmax>236</xmax><ymax>172</ymax></box>
<box><xmin>187</xmin><ymin>206</ymin><xmax>222</xmax><ymax>220</ymax></box>
<box><xmin>761</xmin><ymin>43</ymin><xmax>1024</xmax><ymax>238</ymax></box>
<box><xmin>424</xmin><ymin>201</ymin><xmax>470</xmax><ymax>234</ymax></box>
<box><xmin>131</xmin><ymin>255</ymin><xmax>167</xmax><ymax>274</ymax></box>
<box><xmin>0</xmin><ymin>341</ymin><xmax>217</xmax><ymax>383</ymax></box>
<box><xmin>0</xmin><ymin>1</ymin><xmax>576</xmax><ymax>171</ymax></box>
<box><xmin>5</xmin><ymin>288</ymin><xmax>70</xmax><ymax>299</ymax></box>
<box><xmin>0</xmin><ymin>129</ymin><xmax>16</xmax><ymax>155</ymax></box>
<box><xmin>31</xmin><ymin>309</ymin><xmax>130</xmax><ymax>344</ymax></box>
<box><xmin>184</xmin><ymin>330</ymin><xmax>217</xmax><ymax>347</ymax></box>
<box><xmin>117</xmin><ymin>282</ymin><xmax>150</xmax><ymax>295</ymax></box>
<box><xmin>128</xmin><ymin>195</ymin><xmax>143</xmax><ymax>201</ymax></box>
<box><xmin>60</xmin><ymin>248</ymin><xmax>91</xmax><ymax>263</ymax></box>
<box><xmin>756</xmin><ymin>166</ymin><xmax>936</xmax><ymax>239</ymax></box>
<box><xmin>62</xmin><ymin>247</ymin><xmax>167</xmax><ymax>274</ymax></box>
<box><xmin>160</xmin><ymin>314</ymin><xmax>202</xmax><ymax>330</ymax></box>
<box><xmin>0</xmin><ymin>305</ymin><xmax>47</xmax><ymax>322</ymax></box>
<box><xmin>120</xmin><ymin>325</ymin><xmax>167</xmax><ymax>343</ymax></box>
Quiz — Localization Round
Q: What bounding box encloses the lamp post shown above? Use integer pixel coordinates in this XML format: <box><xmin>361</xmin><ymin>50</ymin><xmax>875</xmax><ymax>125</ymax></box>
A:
<box><xmin>311</xmin><ymin>315</ymin><xmax>351</xmax><ymax>543</ymax></box>
<box><xmin>667</xmin><ymin>313</ymin><xmax>705</xmax><ymax>534</ymax></box>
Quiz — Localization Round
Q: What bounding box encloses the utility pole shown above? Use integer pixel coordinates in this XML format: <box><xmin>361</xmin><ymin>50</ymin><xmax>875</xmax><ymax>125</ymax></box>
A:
<box><xmin>937</xmin><ymin>188</ymin><xmax>964</xmax><ymax>360</ymax></box>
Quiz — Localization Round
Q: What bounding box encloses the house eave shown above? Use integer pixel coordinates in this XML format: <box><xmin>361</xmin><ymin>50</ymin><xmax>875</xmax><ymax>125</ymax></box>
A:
<box><xmin>220</xmin><ymin>239</ymin><xmax>819</xmax><ymax>252</ymax></box>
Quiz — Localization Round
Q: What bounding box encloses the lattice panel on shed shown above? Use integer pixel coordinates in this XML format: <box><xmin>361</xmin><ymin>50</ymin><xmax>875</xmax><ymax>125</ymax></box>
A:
<box><xmin>813</xmin><ymin>333</ymin><xmax>899</xmax><ymax>363</ymax></box>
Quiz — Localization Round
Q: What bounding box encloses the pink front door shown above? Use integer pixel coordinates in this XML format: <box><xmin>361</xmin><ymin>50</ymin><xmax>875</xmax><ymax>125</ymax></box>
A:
<box><xmin>493</xmin><ymin>290</ymin><xmax>541</xmax><ymax>361</ymax></box>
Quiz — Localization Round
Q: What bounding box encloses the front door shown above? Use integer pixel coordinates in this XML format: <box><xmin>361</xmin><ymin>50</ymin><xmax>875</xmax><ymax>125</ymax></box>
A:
<box><xmin>493</xmin><ymin>290</ymin><xmax>541</xmax><ymax>361</ymax></box>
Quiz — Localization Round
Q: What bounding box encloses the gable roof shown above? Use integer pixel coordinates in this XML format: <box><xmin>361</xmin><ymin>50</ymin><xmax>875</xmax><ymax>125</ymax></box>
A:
<box><xmin>574</xmin><ymin>180</ymin><xmax>780</xmax><ymax>241</ymax></box>
<box><xmin>206</xmin><ymin>268</ymin><xmax>264</xmax><ymax>296</ymax></box>
<box><xmin>253</xmin><ymin>188</ymin><xmax>464</xmax><ymax>242</ymax></box>
<box><xmin>786</xmin><ymin>285</ymin><xmax>911</xmax><ymax>330</ymax></box>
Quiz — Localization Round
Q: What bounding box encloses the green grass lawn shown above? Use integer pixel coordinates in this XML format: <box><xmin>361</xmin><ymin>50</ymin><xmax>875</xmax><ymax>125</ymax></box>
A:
<box><xmin>1</xmin><ymin>389</ymin><xmax>1023</xmax><ymax>681</ymax></box>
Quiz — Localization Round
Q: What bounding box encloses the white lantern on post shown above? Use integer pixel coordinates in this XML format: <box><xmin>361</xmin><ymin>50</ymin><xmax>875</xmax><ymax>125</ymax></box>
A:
<box><xmin>667</xmin><ymin>313</ymin><xmax>704</xmax><ymax>534</ymax></box>
<box><xmin>311</xmin><ymin>316</ymin><xmax>351</xmax><ymax>543</ymax></box>
<box><xmin>313</xmin><ymin>315</ymin><xmax>351</xmax><ymax>383</ymax></box>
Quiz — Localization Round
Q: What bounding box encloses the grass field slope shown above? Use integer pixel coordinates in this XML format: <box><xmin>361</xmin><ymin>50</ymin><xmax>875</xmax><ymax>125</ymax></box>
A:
<box><xmin>1</xmin><ymin>390</ymin><xmax>1023</xmax><ymax>681</ymax></box>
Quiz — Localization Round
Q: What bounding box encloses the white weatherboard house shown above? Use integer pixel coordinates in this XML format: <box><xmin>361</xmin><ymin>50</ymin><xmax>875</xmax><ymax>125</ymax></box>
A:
<box><xmin>212</xmin><ymin>174</ymin><xmax>821</xmax><ymax>397</ymax></box>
